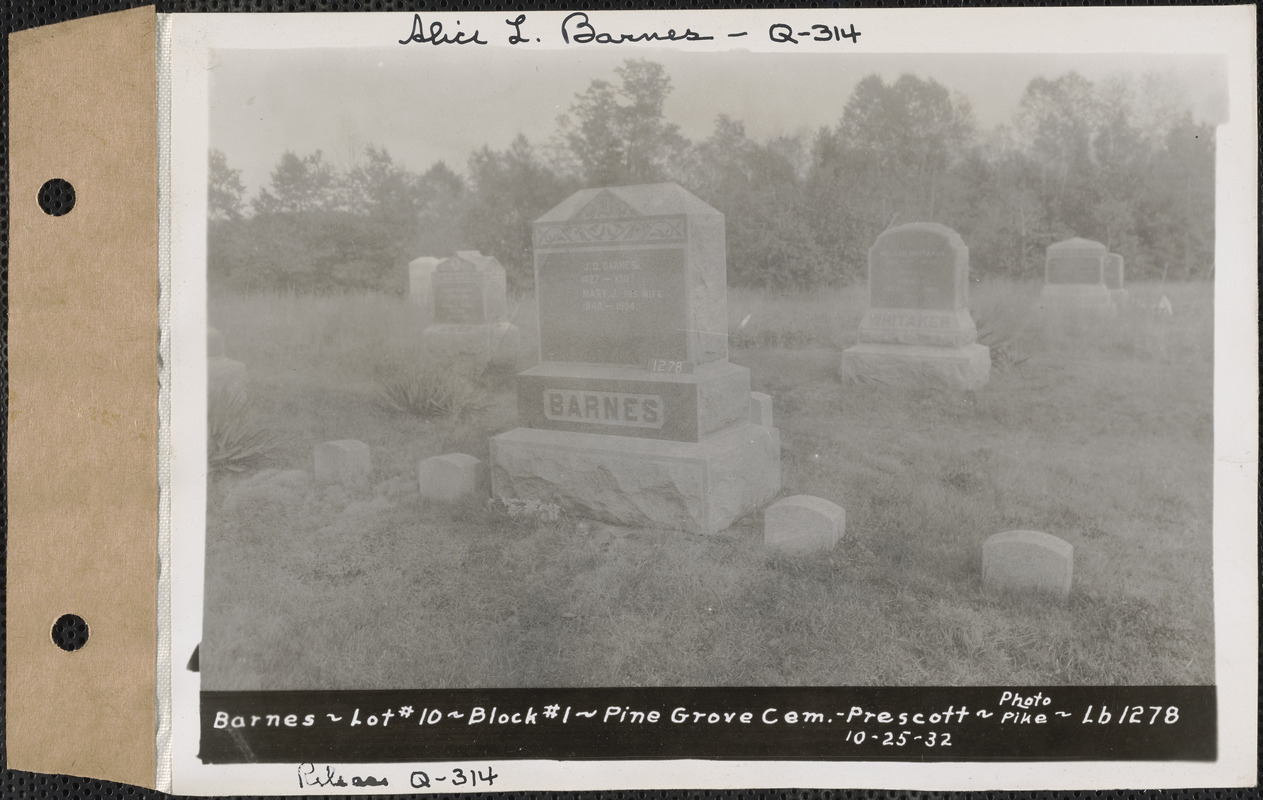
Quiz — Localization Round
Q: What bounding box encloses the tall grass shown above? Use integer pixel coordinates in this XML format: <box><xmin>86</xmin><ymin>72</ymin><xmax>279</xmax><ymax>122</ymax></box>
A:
<box><xmin>209</xmin><ymin>287</ymin><xmax>540</xmax><ymax>385</ymax></box>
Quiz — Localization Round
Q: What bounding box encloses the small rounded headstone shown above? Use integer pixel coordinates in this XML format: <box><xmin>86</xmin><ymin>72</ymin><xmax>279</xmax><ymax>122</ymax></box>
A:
<box><xmin>764</xmin><ymin>495</ymin><xmax>846</xmax><ymax>555</ymax></box>
<box><xmin>982</xmin><ymin>530</ymin><xmax>1073</xmax><ymax>601</ymax></box>
<box><xmin>409</xmin><ymin>256</ymin><xmax>441</xmax><ymax>308</ymax></box>
<box><xmin>314</xmin><ymin>440</ymin><xmax>372</xmax><ymax>487</ymax></box>
<box><xmin>419</xmin><ymin>453</ymin><xmax>484</xmax><ymax>503</ymax></box>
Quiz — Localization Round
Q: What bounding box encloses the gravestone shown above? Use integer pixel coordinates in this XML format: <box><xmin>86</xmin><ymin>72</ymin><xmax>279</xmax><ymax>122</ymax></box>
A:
<box><xmin>982</xmin><ymin>530</ymin><xmax>1073</xmax><ymax>601</ymax></box>
<box><xmin>840</xmin><ymin>223</ymin><xmax>990</xmax><ymax>391</ymax></box>
<box><xmin>419</xmin><ymin>453</ymin><xmax>484</xmax><ymax>503</ymax></box>
<box><xmin>421</xmin><ymin>251</ymin><xmax>520</xmax><ymax>362</ymax></box>
<box><xmin>749</xmin><ymin>391</ymin><xmax>773</xmax><ymax>426</ymax></box>
<box><xmin>764</xmin><ymin>495</ymin><xmax>845</xmax><ymax>554</ymax></box>
<box><xmin>314</xmin><ymin>440</ymin><xmax>372</xmax><ymax>487</ymax></box>
<box><xmin>490</xmin><ymin>184</ymin><xmax>781</xmax><ymax>534</ymax></box>
<box><xmin>1039</xmin><ymin>238</ymin><xmax>1116</xmax><ymax>313</ymax></box>
<box><xmin>1104</xmin><ymin>253</ymin><xmax>1127</xmax><ymax>305</ymax></box>
<box><xmin>408</xmin><ymin>256</ymin><xmax>441</xmax><ymax>310</ymax></box>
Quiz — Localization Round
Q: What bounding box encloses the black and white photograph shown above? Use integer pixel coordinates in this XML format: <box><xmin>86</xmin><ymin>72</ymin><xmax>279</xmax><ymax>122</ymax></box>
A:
<box><xmin>165</xmin><ymin>7</ymin><xmax>1257</xmax><ymax>793</ymax></box>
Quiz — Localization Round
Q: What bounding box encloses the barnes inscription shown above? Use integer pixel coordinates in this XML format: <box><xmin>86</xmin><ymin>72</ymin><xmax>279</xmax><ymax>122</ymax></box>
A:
<box><xmin>544</xmin><ymin>389</ymin><xmax>664</xmax><ymax>429</ymax></box>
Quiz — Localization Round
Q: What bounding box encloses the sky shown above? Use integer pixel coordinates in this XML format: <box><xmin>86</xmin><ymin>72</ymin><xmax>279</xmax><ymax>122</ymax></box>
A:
<box><xmin>209</xmin><ymin>47</ymin><xmax>1227</xmax><ymax>197</ymax></box>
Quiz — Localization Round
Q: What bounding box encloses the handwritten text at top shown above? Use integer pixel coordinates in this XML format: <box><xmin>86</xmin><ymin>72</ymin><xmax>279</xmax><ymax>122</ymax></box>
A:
<box><xmin>398</xmin><ymin>13</ymin><xmax>860</xmax><ymax>47</ymax></box>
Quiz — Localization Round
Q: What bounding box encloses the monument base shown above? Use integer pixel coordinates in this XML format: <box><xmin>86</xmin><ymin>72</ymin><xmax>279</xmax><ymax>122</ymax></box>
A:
<box><xmin>1038</xmin><ymin>284</ymin><xmax>1117</xmax><ymax>314</ymax></box>
<box><xmin>489</xmin><ymin>423</ymin><xmax>781</xmax><ymax>535</ymax></box>
<box><xmin>840</xmin><ymin>342</ymin><xmax>990</xmax><ymax>391</ymax></box>
<box><xmin>422</xmin><ymin>322</ymin><xmax>520</xmax><ymax>364</ymax></box>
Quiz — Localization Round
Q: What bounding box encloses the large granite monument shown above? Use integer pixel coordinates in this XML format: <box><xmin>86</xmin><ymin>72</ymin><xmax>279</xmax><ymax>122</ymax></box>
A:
<box><xmin>1039</xmin><ymin>237</ymin><xmax>1116</xmax><ymax>313</ymax></box>
<box><xmin>489</xmin><ymin>184</ymin><xmax>781</xmax><ymax>534</ymax></box>
<box><xmin>420</xmin><ymin>250</ymin><xmax>520</xmax><ymax>361</ymax></box>
<box><xmin>840</xmin><ymin>222</ymin><xmax>990</xmax><ymax>391</ymax></box>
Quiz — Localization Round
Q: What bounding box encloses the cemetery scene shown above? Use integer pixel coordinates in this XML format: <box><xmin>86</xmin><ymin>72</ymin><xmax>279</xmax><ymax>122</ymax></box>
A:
<box><xmin>201</xmin><ymin>51</ymin><xmax>1218</xmax><ymax>691</ymax></box>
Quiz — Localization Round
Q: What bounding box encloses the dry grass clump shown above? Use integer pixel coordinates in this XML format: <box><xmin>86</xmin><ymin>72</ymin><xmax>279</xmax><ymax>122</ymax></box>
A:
<box><xmin>727</xmin><ymin>285</ymin><xmax>858</xmax><ymax>350</ymax></box>
<box><xmin>207</xmin><ymin>385</ymin><xmax>284</xmax><ymax>473</ymax></box>
<box><xmin>375</xmin><ymin>357</ymin><xmax>490</xmax><ymax>420</ymax></box>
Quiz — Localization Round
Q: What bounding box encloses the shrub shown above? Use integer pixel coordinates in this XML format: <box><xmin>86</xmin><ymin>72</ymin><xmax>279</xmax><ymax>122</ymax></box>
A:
<box><xmin>972</xmin><ymin>294</ymin><xmax>1031</xmax><ymax>370</ymax></box>
<box><xmin>208</xmin><ymin>386</ymin><xmax>284</xmax><ymax>473</ymax></box>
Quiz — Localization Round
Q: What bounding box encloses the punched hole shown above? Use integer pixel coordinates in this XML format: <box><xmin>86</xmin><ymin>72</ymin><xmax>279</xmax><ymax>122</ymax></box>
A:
<box><xmin>38</xmin><ymin>178</ymin><xmax>76</xmax><ymax>216</ymax></box>
<box><xmin>51</xmin><ymin>614</ymin><xmax>89</xmax><ymax>652</ymax></box>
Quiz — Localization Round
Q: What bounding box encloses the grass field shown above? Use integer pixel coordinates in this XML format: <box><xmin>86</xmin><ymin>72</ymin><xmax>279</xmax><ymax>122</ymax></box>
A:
<box><xmin>202</xmin><ymin>280</ymin><xmax>1214</xmax><ymax>690</ymax></box>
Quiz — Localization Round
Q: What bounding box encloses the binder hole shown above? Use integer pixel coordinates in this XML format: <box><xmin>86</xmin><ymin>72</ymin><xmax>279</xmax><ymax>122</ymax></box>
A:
<box><xmin>38</xmin><ymin>178</ymin><xmax>76</xmax><ymax>216</ymax></box>
<box><xmin>51</xmin><ymin>614</ymin><xmax>89</xmax><ymax>652</ymax></box>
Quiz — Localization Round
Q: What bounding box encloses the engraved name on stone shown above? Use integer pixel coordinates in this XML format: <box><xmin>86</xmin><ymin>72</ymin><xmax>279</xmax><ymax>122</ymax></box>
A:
<box><xmin>577</xmin><ymin>258</ymin><xmax>667</xmax><ymax>313</ymax></box>
<box><xmin>867</xmin><ymin>311</ymin><xmax>958</xmax><ymax>330</ymax></box>
<box><xmin>544</xmin><ymin>388</ymin><xmax>664</xmax><ymax>429</ymax></box>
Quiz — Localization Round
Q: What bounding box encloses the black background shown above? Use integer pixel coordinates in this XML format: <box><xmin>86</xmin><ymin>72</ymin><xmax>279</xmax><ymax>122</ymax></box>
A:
<box><xmin>0</xmin><ymin>0</ymin><xmax>1256</xmax><ymax>798</ymax></box>
<box><xmin>199</xmin><ymin>686</ymin><xmax>1217</xmax><ymax>764</ymax></box>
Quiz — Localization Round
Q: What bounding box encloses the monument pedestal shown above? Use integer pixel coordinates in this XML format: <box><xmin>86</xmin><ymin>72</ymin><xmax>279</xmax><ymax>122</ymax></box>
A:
<box><xmin>841</xmin><ymin>342</ymin><xmax>990</xmax><ymax>391</ymax></box>
<box><xmin>421</xmin><ymin>321</ymin><xmax>520</xmax><ymax>363</ymax></box>
<box><xmin>490</xmin><ymin>423</ymin><xmax>781</xmax><ymax>535</ymax></box>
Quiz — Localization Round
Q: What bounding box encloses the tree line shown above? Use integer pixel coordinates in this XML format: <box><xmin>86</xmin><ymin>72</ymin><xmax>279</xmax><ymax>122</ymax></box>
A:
<box><xmin>208</xmin><ymin>60</ymin><xmax>1215</xmax><ymax>294</ymax></box>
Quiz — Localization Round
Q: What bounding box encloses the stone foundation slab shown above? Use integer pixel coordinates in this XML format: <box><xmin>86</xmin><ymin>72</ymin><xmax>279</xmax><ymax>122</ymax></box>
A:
<box><xmin>489</xmin><ymin>423</ymin><xmax>781</xmax><ymax>534</ymax></box>
<box><xmin>841</xmin><ymin>342</ymin><xmax>990</xmax><ymax>391</ymax></box>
